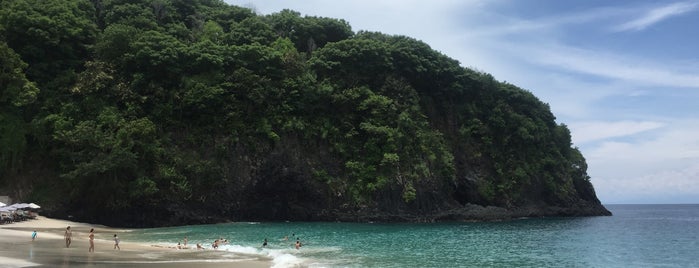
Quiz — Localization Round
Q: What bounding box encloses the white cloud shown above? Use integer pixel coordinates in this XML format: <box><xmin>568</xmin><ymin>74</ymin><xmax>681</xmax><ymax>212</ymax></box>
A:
<box><xmin>570</xmin><ymin>121</ymin><xmax>664</xmax><ymax>144</ymax></box>
<box><xmin>463</xmin><ymin>6</ymin><xmax>627</xmax><ymax>38</ymax></box>
<box><xmin>613</xmin><ymin>1</ymin><xmax>699</xmax><ymax>32</ymax></box>
<box><xmin>584</xmin><ymin>119</ymin><xmax>699</xmax><ymax>203</ymax></box>
<box><xmin>593</xmin><ymin>163</ymin><xmax>699</xmax><ymax>204</ymax></box>
<box><xmin>447</xmin><ymin>2</ymin><xmax>699</xmax><ymax>90</ymax></box>
<box><xmin>585</xmin><ymin>119</ymin><xmax>699</xmax><ymax>163</ymax></box>
<box><xmin>521</xmin><ymin>43</ymin><xmax>699</xmax><ymax>89</ymax></box>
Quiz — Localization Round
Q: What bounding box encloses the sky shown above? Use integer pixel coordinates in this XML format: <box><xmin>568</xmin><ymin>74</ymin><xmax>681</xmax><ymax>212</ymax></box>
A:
<box><xmin>225</xmin><ymin>0</ymin><xmax>699</xmax><ymax>204</ymax></box>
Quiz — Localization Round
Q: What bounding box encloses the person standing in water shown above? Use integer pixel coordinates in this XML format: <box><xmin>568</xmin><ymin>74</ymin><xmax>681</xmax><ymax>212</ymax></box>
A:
<box><xmin>113</xmin><ymin>234</ymin><xmax>120</xmax><ymax>250</ymax></box>
<box><xmin>88</xmin><ymin>228</ymin><xmax>95</xmax><ymax>252</ymax></box>
<box><xmin>64</xmin><ymin>226</ymin><xmax>73</xmax><ymax>248</ymax></box>
<box><xmin>262</xmin><ymin>238</ymin><xmax>268</xmax><ymax>247</ymax></box>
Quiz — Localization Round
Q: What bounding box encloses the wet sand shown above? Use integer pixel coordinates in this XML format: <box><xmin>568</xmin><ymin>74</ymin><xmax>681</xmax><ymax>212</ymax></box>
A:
<box><xmin>0</xmin><ymin>216</ymin><xmax>271</xmax><ymax>268</ymax></box>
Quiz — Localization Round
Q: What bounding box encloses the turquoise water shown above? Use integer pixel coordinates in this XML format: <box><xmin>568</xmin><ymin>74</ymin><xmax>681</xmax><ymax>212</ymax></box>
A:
<box><xmin>118</xmin><ymin>205</ymin><xmax>699</xmax><ymax>267</ymax></box>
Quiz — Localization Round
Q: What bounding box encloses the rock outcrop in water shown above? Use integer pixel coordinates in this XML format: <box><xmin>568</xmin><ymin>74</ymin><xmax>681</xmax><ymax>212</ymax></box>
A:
<box><xmin>0</xmin><ymin>0</ymin><xmax>609</xmax><ymax>227</ymax></box>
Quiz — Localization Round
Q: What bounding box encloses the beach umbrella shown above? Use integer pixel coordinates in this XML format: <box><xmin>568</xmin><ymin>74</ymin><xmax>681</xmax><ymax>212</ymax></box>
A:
<box><xmin>28</xmin><ymin>203</ymin><xmax>41</xmax><ymax>209</ymax></box>
<box><xmin>0</xmin><ymin>206</ymin><xmax>14</xmax><ymax>212</ymax></box>
<box><xmin>7</xmin><ymin>203</ymin><xmax>25</xmax><ymax>209</ymax></box>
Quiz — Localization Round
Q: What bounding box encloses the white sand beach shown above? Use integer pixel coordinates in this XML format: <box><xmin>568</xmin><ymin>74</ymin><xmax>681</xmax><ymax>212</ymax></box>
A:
<box><xmin>0</xmin><ymin>216</ymin><xmax>271</xmax><ymax>267</ymax></box>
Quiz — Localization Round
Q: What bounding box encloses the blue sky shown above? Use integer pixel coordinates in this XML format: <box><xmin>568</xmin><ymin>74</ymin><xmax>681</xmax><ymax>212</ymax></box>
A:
<box><xmin>226</xmin><ymin>0</ymin><xmax>699</xmax><ymax>204</ymax></box>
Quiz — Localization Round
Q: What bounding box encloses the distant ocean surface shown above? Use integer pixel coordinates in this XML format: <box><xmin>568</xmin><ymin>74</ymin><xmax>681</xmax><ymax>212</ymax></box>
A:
<box><xmin>119</xmin><ymin>204</ymin><xmax>699</xmax><ymax>267</ymax></box>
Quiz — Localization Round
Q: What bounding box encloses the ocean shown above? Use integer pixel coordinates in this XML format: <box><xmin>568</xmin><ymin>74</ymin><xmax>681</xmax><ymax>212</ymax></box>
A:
<box><xmin>118</xmin><ymin>204</ymin><xmax>699</xmax><ymax>267</ymax></box>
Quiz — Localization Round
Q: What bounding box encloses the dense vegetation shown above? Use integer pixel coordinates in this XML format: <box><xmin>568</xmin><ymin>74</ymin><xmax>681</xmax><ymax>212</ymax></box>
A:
<box><xmin>0</xmin><ymin>0</ymin><xmax>608</xmax><ymax>226</ymax></box>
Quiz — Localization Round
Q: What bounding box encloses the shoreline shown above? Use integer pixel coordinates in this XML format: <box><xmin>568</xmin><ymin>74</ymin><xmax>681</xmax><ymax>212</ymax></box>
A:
<box><xmin>0</xmin><ymin>216</ymin><xmax>271</xmax><ymax>267</ymax></box>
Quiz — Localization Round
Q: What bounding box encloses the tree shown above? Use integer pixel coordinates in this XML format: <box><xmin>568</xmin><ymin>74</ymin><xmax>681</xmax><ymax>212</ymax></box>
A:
<box><xmin>227</xmin><ymin>16</ymin><xmax>277</xmax><ymax>45</ymax></box>
<box><xmin>265</xmin><ymin>10</ymin><xmax>353</xmax><ymax>53</ymax></box>
<box><xmin>0</xmin><ymin>42</ymin><xmax>38</xmax><ymax>177</ymax></box>
<box><xmin>102</xmin><ymin>2</ymin><xmax>158</xmax><ymax>30</ymax></box>
<box><xmin>0</xmin><ymin>0</ymin><xmax>97</xmax><ymax>87</ymax></box>
<box><xmin>310</xmin><ymin>38</ymin><xmax>393</xmax><ymax>88</ymax></box>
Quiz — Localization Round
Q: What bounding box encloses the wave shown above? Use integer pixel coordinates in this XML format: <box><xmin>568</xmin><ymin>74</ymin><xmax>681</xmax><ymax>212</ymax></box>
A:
<box><xmin>217</xmin><ymin>244</ymin><xmax>305</xmax><ymax>268</ymax></box>
<box><xmin>142</xmin><ymin>242</ymin><xmax>309</xmax><ymax>267</ymax></box>
<box><xmin>214</xmin><ymin>243</ymin><xmax>346</xmax><ymax>267</ymax></box>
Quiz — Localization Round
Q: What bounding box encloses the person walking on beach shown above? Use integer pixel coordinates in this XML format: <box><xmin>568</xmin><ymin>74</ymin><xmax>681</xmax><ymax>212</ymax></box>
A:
<box><xmin>64</xmin><ymin>226</ymin><xmax>73</xmax><ymax>247</ymax></box>
<box><xmin>31</xmin><ymin>230</ymin><xmax>37</xmax><ymax>242</ymax></box>
<box><xmin>113</xmin><ymin>234</ymin><xmax>120</xmax><ymax>250</ymax></box>
<box><xmin>88</xmin><ymin>228</ymin><xmax>95</xmax><ymax>252</ymax></box>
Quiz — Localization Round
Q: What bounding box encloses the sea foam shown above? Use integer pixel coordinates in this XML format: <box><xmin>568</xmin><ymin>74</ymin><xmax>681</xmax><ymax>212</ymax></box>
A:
<box><xmin>217</xmin><ymin>243</ymin><xmax>305</xmax><ymax>268</ymax></box>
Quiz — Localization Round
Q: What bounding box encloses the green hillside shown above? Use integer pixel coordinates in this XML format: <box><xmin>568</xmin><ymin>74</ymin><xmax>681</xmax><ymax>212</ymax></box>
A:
<box><xmin>0</xmin><ymin>0</ymin><xmax>609</xmax><ymax>227</ymax></box>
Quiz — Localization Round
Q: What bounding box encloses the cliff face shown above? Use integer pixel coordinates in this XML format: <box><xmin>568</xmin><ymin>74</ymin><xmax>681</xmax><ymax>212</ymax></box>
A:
<box><xmin>42</xmin><ymin>128</ymin><xmax>610</xmax><ymax>227</ymax></box>
<box><xmin>0</xmin><ymin>0</ymin><xmax>609</xmax><ymax>228</ymax></box>
<box><xmin>231</xmin><ymin>134</ymin><xmax>611</xmax><ymax>223</ymax></box>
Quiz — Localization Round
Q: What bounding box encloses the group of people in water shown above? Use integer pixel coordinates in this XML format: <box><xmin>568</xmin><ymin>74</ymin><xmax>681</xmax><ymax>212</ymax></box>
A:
<box><xmin>281</xmin><ymin>233</ymin><xmax>304</xmax><ymax>249</ymax></box>
<box><xmin>193</xmin><ymin>233</ymin><xmax>303</xmax><ymax>250</ymax></box>
<box><xmin>173</xmin><ymin>235</ymin><xmax>233</xmax><ymax>250</ymax></box>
